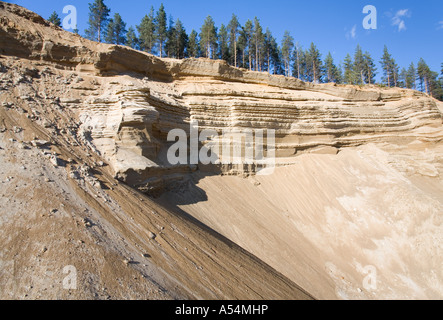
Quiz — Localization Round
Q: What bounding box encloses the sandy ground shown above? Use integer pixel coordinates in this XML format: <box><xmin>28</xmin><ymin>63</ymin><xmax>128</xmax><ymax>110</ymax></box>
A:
<box><xmin>0</xmin><ymin>92</ymin><xmax>312</xmax><ymax>300</ymax></box>
<box><xmin>161</xmin><ymin>140</ymin><xmax>443</xmax><ymax>300</ymax></box>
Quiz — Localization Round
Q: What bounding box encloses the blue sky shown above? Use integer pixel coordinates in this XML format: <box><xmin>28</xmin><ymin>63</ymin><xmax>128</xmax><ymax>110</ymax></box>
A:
<box><xmin>6</xmin><ymin>0</ymin><xmax>443</xmax><ymax>78</ymax></box>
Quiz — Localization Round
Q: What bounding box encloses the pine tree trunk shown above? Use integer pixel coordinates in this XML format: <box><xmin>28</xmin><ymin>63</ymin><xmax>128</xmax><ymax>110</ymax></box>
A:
<box><xmin>313</xmin><ymin>62</ymin><xmax>316</xmax><ymax>83</ymax></box>
<box><xmin>387</xmin><ymin>66</ymin><xmax>390</xmax><ymax>86</ymax></box>
<box><xmin>424</xmin><ymin>76</ymin><xmax>429</xmax><ymax>94</ymax></box>
<box><xmin>296</xmin><ymin>52</ymin><xmax>300</xmax><ymax>79</ymax></box>
<box><xmin>234</xmin><ymin>40</ymin><xmax>237</xmax><ymax>68</ymax></box>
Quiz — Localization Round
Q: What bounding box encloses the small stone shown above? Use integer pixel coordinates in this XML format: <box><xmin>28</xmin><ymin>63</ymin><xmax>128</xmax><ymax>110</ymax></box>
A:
<box><xmin>31</xmin><ymin>140</ymin><xmax>49</xmax><ymax>148</ymax></box>
<box><xmin>148</xmin><ymin>232</ymin><xmax>156</xmax><ymax>240</ymax></box>
<box><xmin>43</xmin><ymin>121</ymin><xmax>52</xmax><ymax>128</ymax></box>
<box><xmin>49</xmin><ymin>155</ymin><xmax>60</xmax><ymax>167</ymax></box>
<box><xmin>13</xmin><ymin>126</ymin><xmax>22</xmax><ymax>133</ymax></box>
<box><xmin>69</xmin><ymin>170</ymin><xmax>80</xmax><ymax>179</ymax></box>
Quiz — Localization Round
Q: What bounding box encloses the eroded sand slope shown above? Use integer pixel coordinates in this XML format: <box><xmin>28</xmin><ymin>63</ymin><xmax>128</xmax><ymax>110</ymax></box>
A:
<box><xmin>1</xmin><ymin>1</ymin><xmax>443</xmax><ymax>300</ymax></box>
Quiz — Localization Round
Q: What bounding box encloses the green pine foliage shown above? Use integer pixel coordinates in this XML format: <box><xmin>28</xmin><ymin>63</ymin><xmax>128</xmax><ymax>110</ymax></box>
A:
<box><xmin>78</xmin><ymin>1</ymin><xmax>443</xmax><ymax>100</ymax></box>
<box><xmin>187</xmin><ymin>30</ymin><xmax>200</xmax><ymax>58</ymax></box>
<box><xmin>137</xmin><ymin>7</ymin><xmax>156</xmax><ymax>54</ymax></box>
<box><xmin>85</xmin><ymin>0</ymin><xmax>110</xmax><ymax>43</ymax></box>
<box><xmin>105</xmin><ymin>13</ymin><xmax>127</xmax><ymax>45</ymax></box>
<box><xmin>281</xmin><ymin>31</ymin><xmax>294</xmax><ymax>77</ymax></box>
<box><xmin>200</xmin><ymin>16</ymin><xmax>218</xmax><ymax>59</ymax></box>
<box><xmin>125</xmin><ymin>26</ymin><xmax>139</xmax><ymax>50</ymax></box>
<box><xmin>155</xmin><ymin>4</ymin><xmax>167</xmax><ymax>58</ymax></box>
<box><xmin>48</xmin><ymin>11</ymin><xmax>61</xmax><ymax>27</ymax></box>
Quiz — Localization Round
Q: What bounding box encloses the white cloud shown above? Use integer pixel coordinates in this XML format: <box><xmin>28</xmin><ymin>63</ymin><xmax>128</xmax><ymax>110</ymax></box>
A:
<box><xmin>346</xmin><ymin>25</ymin><xmax>357</xmax><ymax>40</ymax></box>
<box><xmin>438</xmin><ymin>21</ymin><xmax>443</xmax><ymax>30</ymax></box>
<box><xmin>392</xmin><ymin>9</ymin><xmax>411</xmax><ymax>32</ymax></box>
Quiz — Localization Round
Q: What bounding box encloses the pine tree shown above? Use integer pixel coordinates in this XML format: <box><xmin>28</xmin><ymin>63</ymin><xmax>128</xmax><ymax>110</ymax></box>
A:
<box><xmin>243</xmin><ymin>20</ymin><xmax>254</xmax><ymax>70</ymax></box>
<box><xmin>165</xmin><ymin>15</ymin><xmax>175</xmax><ymax>57</ymax></box>
<box><xmin>297</xmin><ymin>49</ymin><xmax>308</xmax><ymax>80</ymax></box>
<box><xmin>293</xmin><ymin>42</ymin><xmax>303</xmax><ymax>79</ymax></box>
<box><xmin>187</xmin><ymin>30</ymin><xmax>200</xmax><ymax>58</ymax></box>
<box><xmin>237</xmin><ymin>28</ymin><xmax>247</xmax><ymax>69</ymax></box>
<box><xmin>155</xmin><ymin>4</ymin><xmax>167</xmax><ymax>57</ymax></box>
<box><xmin>417</xmin><ymin>58</ymin><xmax>431</xmax><ymax>94</ymax></box>
<box><xmin>343</xmin><ymin>54</ymin><xmax>354</xmax><ymax>84</ymax></box>
<box><xmin>272</xmin><ymin>45</ymin><xmax>284</xmax><ymax>75</ymax></box>
<box><xmin>105</xmin><ymin>13</ymin><xmax>127</xmax><ymax>45</ymax></box>
<box><xmin>174</xmin><ymin>19</ymin><xmax>188</xmax><ymax>59</ymax></box>
<box><xmin>137</xmin><ymin>7</ymin><xmax>156</xmax><ymax>54</ymax></box>
<box><xmin>263</xmin><ymin>28</ymin><xmax>274</xmax><ymax>73</ymax></box>
<box><xmin>165</xmin><ymin>16</ymin><xmax>187</xmax><ymax>59</ymax></box>
<box><xmin>429</xmin><ymin>70</ymin><xmax>443</xmax><ymax>100</ymax></box>
<box><xmin>125</xmin><ymin>26</ymin><xmax>139</xmax><ymax>50</ymax></box>
<box><xmin>324</xmin><ymin>52</ymin><xmax>341</xmax><ymax>83</ymax></box>
<box><xmin>380</xmin><ymin>45</ymin><xmax>398</xmax><ymax>87</ymax></box>
<box><xmin>253</xmin><ymin>17</ymin><xmax>264</xmax><ymax>71</ymax></box>
<box><xmin>281</xmin><ymin>31</ymin><xmax>294</xmax><ymax>77</ymax></box>
<box><xmin>399</xmin><ymin>68</ymin><xmax>408</xmax><ymax>88</ymax></box>
<box><xmin>306</xmin><ymin>42</ymin><xmax>322</xmax><ymax>83</ymax></box>
<box><xmin>362</xmin><ymin>51</ymin><xmax>376</xmax><ymax>84</ymax></box>
<box><xmin>200</xmin><ymin>16</ymin><xmax>218</xmax><ymax>59</ymax></box>
<box><xmin>85</xmin><ymin>0</ymin><xmax>110</xmax><ymax>43</ymax></box>
<box><xmin>405</xmin><ymin>62</ymin><xmax>416</xmax><ymax>89</ymax></box>
<box><xmin>218</xmin><ymin>24</ymin><xmax>230</xmax><ymax>61</ymax></box>
<box><xmin>227</xmin><ymin>14</ymin><xmax>240</xmax><ymax>67</ymax></box>
<box><xmin>391</xmin><ymin>59</ymin><xmax>399</xmax><ymax>87</ymax></box>
<box><xmin>48</xmin><ymin>11</ymin><xmax>61</xmax><ymax>27</ymax></box>
<box><xmin>353</xmin><ymin>45</ymin><xmax>365</xmax><ymax>84</ymax></box>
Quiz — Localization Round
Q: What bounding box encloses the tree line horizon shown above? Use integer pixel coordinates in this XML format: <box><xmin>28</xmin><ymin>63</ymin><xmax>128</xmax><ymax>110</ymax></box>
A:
<box><xmin>48</xmin><ymin>0</ymin><xmax>443</xmax><ymax>101</ymax></box>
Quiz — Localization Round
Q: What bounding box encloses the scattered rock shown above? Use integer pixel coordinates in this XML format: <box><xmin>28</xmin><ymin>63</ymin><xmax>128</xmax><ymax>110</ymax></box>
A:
<box><xmin>42</xmin><ymin>120</ymin><xmax>52</xmax><ymax>128</ymax></box>
<box><xmin>12</xmin><ymin>126</ymin><xmax>23</xmax><ymax>133</ymax></box>
<box><xmin>69</xmin><ymin>170</ymin><xmax>80</xmax><ymax>180</ymax></box>
<box><xmin>82</xmin><ymin>218</ymin><xmax>92</xmax><ymax>228</ymax></box>
<box><xmin>49</xmin><ymin>154</ymin><xmax>60</xmax><ymax>167</ymax></box>
<box><xmin>148</xmin><ymin>232</ymin><xmax>156</xmax><ymax>240</ymax></box>
<box><xmin>31</xmin><ymin>140</ymin><xmax>50</xmax><ymax>148</ymax></box>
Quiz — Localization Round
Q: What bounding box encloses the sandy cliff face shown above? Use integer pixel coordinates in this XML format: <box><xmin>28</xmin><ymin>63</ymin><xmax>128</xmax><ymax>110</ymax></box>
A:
<box><xmin>0</xmin><ymin>2</ymin><xmax>312</xmax><ymax>300</ymax></box>
<box><xmin>1</xmin><ymin>2</ymin><xmax>443</xmax><ymax>300</ymax></box>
